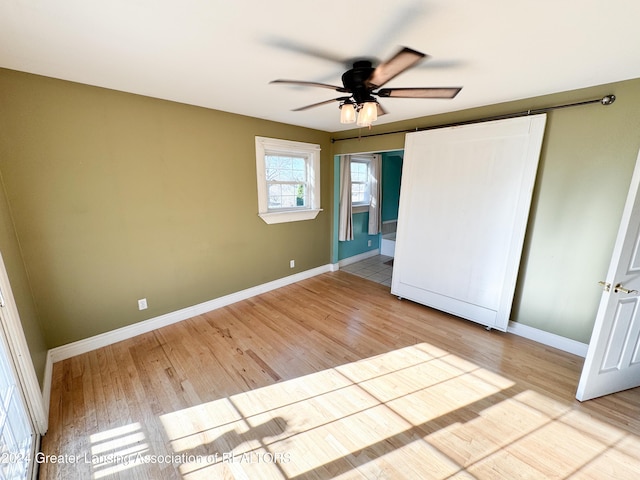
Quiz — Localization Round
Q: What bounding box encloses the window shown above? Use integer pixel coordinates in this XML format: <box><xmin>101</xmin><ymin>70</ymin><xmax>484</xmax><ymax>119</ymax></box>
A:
<box><xmin>350</xmin><ymin>155</ymin><xmax>374</xmax><ymax>212</ymax></box>
<box><xmin>350</xmin><ymin>158</ymin><xmax>371</xmax><ymax>206</ymax></box>
<box><xmin>266</xmin><ymin>155</ymin><xmax>308</xmax><ymax>209</ymax></box>
<box><xmin>255</xmin><ymin>137</ymin><xmax>321</xmax><ymax>224</ymax></box>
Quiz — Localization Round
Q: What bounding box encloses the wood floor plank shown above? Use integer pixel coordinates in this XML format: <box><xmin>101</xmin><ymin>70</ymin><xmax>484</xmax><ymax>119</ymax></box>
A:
<box><xmin>39</xmin><ymin>272</ymin><xmax>640</xmax><ymax>479</ymax></box>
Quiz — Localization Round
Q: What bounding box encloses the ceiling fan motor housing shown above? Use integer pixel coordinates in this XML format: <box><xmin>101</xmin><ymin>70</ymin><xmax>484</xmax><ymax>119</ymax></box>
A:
<box><xmin>342</xmin><ymin>60</ymin><xmax>376</xmax><ymax>104</ymax></box>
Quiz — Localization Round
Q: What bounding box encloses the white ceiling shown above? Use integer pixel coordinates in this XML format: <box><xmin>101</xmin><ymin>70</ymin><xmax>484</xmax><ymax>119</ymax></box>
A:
<box><xmin>2</xmin><ymin>0</ymin><xmax>640</xmax><ymax>132</ymax></box>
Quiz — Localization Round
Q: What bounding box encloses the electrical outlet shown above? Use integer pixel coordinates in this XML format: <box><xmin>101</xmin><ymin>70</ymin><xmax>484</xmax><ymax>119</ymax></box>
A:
<box><xmin>290</xmin><ymin>259</ymin><xmax>295</xmax><ymax>268</ymax></box>
<box><xmin>138</xmin><ymin>298</ymin><xmax>148</xmax><ymax>310</ymax></box>
<box><xmin>368</xmin><ymin>240</ymin><xmax>372</xmax><ymax>247</ymax></box>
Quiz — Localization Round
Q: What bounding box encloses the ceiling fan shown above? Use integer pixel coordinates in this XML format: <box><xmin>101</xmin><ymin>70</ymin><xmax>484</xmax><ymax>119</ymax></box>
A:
<box><xmin>270</xmin><ymin>47</ymin><xmax>462</xmax><ymax>127</ymax></box>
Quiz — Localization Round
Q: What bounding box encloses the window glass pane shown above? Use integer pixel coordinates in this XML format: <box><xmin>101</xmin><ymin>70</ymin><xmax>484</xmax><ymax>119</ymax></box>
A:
<box><xmin>268</xmin><ymin>184</ymin><xmax>282</xmax><ymax>208</ymax></box>
<box><xmin>268</xmin><ymin>183</ymin><xmax>307</xmax><ymax>209</ymax></box>
<box><xmin>353</xmin><ymin>183</ymin><xmax>368</xmax><ymax>203</ymax></box>
<box><xmin>281</xmin><ymin>184</ymin><xmax>296</xmax><ymax>196</ymax></box>
<box><xmin>351</xmin><ymin>162</ymin><xmax>368</xmax><ymax>182</ymax></box>
<box><xmin>266</xmin><ymin>155</ymin><xmax>307</xmax><ymax>182</ymax></box>
<box><xmin>296</xmin><ymin>184</ymin><xmax>307</xmax><ymax>207</ymax></box>
<box><xmin>292</xmin><ymin>157</ymin><xmax>306</xmax><ymax>171</ymax></box>
<box><xmin>268</xmin><ymin>184</ymin><xmax>282</xmax><ymax>196</ymax></box>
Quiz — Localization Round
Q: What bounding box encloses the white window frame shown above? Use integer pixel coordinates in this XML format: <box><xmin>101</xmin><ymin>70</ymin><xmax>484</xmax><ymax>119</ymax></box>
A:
<box><xmin>351</xmin><ymin>155</ymin><xmax>373</xmax><ymax>213</ymax></box>
<box><xmin>255</xmin><ymin>136</ymin><xmax>322</xmax><ymax>224</ymax></box>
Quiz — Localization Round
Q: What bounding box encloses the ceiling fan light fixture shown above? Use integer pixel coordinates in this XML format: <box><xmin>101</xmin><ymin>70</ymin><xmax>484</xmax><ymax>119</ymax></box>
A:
<box><xmin>357</xmin><ymin>100</ymin><xmax>378</xmax><ymax>127</ymax></box>
<box><xmin>339</xmin><ymin>100</ymin><xmax>356</xmax><ymax>124</ymax></box>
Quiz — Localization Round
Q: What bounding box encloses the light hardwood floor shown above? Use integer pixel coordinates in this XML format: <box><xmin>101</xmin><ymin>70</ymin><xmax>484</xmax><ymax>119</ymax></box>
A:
<box><xmin>40</xmin><ymin>272</ymin><xmax>640</xmax><ymax>479</ymax></box>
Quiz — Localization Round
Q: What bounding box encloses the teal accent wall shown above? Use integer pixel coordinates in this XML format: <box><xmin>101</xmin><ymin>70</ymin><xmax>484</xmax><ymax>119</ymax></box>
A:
<box><xmin>381</xmin><ymin>151</ymin><xmax>403</xmax><ymax>222</ymax></box>
<box><xmin>337</xmin><ymin>211</ymin><xmax>381</xmax><ymax>260</ymax></box>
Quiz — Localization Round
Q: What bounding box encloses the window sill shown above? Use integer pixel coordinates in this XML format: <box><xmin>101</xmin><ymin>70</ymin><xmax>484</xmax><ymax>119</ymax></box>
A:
<box><xmin>352</xmin><ymin>204</ymin><xmax>370</xmax><ymax>214</ymax></box>
<box><xmin>259</xmin><ymin>209</ymin><xmax>323</xmax><ymax>225</ymax></box>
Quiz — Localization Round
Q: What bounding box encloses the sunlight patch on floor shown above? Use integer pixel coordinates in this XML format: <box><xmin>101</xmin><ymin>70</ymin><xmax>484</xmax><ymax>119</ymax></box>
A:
<box><xmin>428</xmin><ymin>389</ymin><xmax>640</xmax><ymax>479</ymax></box>
<box><xmin>155</xmin><ymin>342</ymin><xmax>640</xmax><ymax>479</ymax></box>
<box><xmin>89</xmin><ymin>422</ymin><xmax>149</xmax><ymax>479</ymax></box>
<box><xmin>159</xmin><ymin>343</ymin><xmax>516</xmax><ymax>479</ymax></box>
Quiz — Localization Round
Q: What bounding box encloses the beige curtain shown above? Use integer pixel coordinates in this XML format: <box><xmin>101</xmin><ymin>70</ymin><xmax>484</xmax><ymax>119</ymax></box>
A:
<box><xmin>338</xmin><ymin>155</ymin><xmax>353</xmax><ymax>241</ymax></box>
<box><xmin>368</xmin><ymin>154</ymin><xmax>382</xmax><ymax>235</ymax></box>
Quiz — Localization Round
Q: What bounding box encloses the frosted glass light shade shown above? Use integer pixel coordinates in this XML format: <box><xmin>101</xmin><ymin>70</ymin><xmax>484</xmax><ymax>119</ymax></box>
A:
<box><xmin>357</xmin><ymin>101</ymin><xmax>378</xmax><ymax>127</ymax></box>
<box><xmin>340</xmin><ymin>103</ymin><xmax>356</xmax><ymax>124</ymax></box>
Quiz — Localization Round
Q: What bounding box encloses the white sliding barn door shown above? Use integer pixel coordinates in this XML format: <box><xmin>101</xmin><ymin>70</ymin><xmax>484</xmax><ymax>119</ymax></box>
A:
<box><xmin>391</xmin><ymin>115</ymin><xmax>547</xmax><ymax>331</ymax></box>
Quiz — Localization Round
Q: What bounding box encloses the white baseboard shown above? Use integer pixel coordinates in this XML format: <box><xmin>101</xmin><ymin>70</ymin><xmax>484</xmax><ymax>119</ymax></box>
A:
<box><xmin>338</xmin><ymin>249</ymin><xmax>380</xmax><ymax>268</ymax></box>
<box><xmin>42</xmin><ymin>264</ymin><xmax>333</xmax><ymax>415</ymax></box>
<box><xmin>507</xmin><ymin>321</ymin><xmax>588</xmax><ymax>357</ymax></box>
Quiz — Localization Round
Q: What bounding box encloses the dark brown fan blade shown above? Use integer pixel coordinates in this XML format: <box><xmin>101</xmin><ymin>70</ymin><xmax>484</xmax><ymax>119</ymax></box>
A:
<box><xmin>377</xmin><ymin>87</ymin><xmax>462</xmax><ymax>99</ymax></box>
<box><xmin>270</xmin><ymin>79</ymin><xmax>348</xmax><ymax>93</ymax></box>
<box><xmin>263</xmin><ymin>37</ymin><xmax>347</xmax><ymax>65</ymax></box>
<box><xmin>292</xmin><ymin>97</ymin><xmax>347</xmax><ymax>111</ymax></box>
<box><xmin>366</xmin><ymin>47</ymin><xmax>427</xmax><ymax>89</ymax></box>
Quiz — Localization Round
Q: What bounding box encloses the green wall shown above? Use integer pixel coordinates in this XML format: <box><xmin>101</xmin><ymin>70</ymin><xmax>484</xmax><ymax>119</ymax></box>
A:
<box><xmin>333</xmin><ymin>79</ymin><xmax>640</xmax><ymax>344</ymax></box>
<box><xmin>0</xmin><ymin>172</ymin><xmax>47</xmax><ymax>385</ymax></box>
<box><xmin>0</xmin><ymin>69</ymin><xmax>333</xmax><ymax>349</ymax></box>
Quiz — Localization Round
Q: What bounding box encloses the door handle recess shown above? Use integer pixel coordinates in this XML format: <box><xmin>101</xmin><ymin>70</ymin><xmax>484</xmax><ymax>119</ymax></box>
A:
<box><xmin>614</xmin><ymin>283</ymin><xmax>638</xmax><ymax>294</ymax></box>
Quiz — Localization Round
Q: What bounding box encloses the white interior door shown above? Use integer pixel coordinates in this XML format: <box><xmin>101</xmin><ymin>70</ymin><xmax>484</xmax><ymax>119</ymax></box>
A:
<box><xmin>576</xmin><ymin>149</ymin><xmax>640</xmax><ymax>401</ymax></box>
<box><xmin>0</xmin><ymin>324</ymin><xmax>35</xmax><ymax>480</ymax></box>
<box><xmin>0</xmin><ymin>251</ymin><xmax>46</xmax><ymax>479</ymax></box>
<box><xmin>391</xmin><ymin>115</ymin><xmax>547</xmax><ymax>331</ymax></box>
